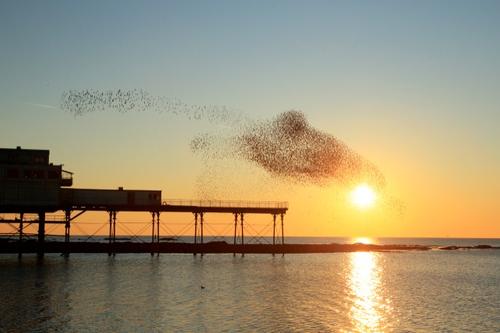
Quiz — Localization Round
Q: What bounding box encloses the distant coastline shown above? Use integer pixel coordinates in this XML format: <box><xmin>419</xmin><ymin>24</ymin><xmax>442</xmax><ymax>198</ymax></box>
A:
<box><xmin>1</xmin><ymin>238</ymin><xmax>499</xmax><ymax>255</ymax></box>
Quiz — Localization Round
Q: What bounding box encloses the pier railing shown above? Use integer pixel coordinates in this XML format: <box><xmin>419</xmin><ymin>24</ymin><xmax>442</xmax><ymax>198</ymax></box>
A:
<box><xmin>162</xmin><ymin>199</ymin><xmax>288</xmax><ymax>209</ymax></box>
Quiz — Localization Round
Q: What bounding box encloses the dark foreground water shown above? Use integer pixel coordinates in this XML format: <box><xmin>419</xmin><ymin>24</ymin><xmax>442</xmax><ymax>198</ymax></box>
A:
<box><xmin>0</xmin><ymin>249</ymin><xmax>499</xmax><ymax>332</ymax></box>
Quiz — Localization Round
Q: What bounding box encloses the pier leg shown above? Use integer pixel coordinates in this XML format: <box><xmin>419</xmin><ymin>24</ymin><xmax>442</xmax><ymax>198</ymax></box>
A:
<box><xmin>156</xmin><ymin>212</ymin><xmax>160</xmax><ymax>256</ymax></box>
<box><xmin>108</xmin><ymin>211</ymin><xmax>113</xmax><ymax>256</ymax></box>
<box><xmin>112</xmin><ymin>212</ymin><xmax>117</xmax><ymax>256</ymax></box>
<box><xmin>18</xmin><ymin>213</ymin><xmax>24</xmax><ymax>258</ymax></box>
<box><xmin>281</xmin><ymin>213</ymin><xmax>285</xmax><ymax>256</ymax></box>
<box><xmin>200</xmin><ymin>213</ymin><xmax>204</xmax><ymax>257</ymax></box>
<box><xmin>64</xmin><ymin>210</ymin><xmax>71</xmax><ymax>257</ymax></box>
<box><xmin>233</xmin><ymin>213</ymin><xmax>238</xmax><ymax>257</ymax></box>
<box><xmin>37</xmin><ymin>212</ymin><xmax>46</xmax><ymax>257</ymax></box>
<box><xmin>272</xmin><ymin>214</ymin><xmax>276</xmax><ymax>256</ymax></box>
<box><xmin>151</xmin><ymin>212</ymin><xmax>155</xmax><ymax>256</ymax></box>
<box><xmin>240</xmin><ymin>213</ymin><xmax>244</xmax><ymax>257</ymax></box>
<box><xmin>193</xmin><ymin>213</ymin><xmax>198</xmax><ymax>256</ymax></box>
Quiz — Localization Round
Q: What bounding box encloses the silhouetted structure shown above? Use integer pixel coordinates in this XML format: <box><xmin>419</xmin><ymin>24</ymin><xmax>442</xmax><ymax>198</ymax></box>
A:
<box><xmin>0</xmin><ymin>147</ymin><xmax>288</xmax><ymax>257</ymax></box>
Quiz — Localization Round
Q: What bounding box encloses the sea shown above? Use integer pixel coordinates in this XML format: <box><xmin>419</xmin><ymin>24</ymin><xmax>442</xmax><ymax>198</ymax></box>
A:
<box><xmin>0</xmin><ymin>238</ymin><xmax>499</xmax><ymax>332</ymax></box>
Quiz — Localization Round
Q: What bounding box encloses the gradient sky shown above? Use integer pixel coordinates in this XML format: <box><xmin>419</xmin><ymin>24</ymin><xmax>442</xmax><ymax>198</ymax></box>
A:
<box><xmin>1</xmin><ymin>1</ymin><xmax>499</xmax><ymax>238</ymax></box>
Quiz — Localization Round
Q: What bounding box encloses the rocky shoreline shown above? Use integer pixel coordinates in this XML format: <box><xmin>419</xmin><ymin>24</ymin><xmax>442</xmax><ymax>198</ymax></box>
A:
<box><xmin>1</xmin><ymin>240</ymin><xmax>498</xmax><ymax>254</ymax></box>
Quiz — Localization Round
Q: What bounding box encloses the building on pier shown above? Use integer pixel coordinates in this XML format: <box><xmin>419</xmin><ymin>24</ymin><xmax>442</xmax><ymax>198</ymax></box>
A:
<box><xmin>0</xmin><ymin>147</ymin><xmax>73</xmax><ymax>210</ymax></box>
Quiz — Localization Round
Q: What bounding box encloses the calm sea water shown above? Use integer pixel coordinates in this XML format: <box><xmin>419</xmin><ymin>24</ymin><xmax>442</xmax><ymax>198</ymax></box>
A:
<box><xmin>0</xmin><ymin>242</ymin><xmax>499</xmax><ymax>332</ymax></box>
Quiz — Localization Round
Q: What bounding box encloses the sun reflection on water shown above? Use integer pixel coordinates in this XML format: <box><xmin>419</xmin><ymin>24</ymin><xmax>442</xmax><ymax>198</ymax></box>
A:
<box><xmin>348</xmin><ymin>252</ymin><xmax>384</xmax><ymax>333</ymax></box>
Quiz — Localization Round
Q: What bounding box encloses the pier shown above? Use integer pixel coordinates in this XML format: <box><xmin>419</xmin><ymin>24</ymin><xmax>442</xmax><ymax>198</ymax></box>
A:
<box><xmin>0</xmin><ymin>147</ymin><xmax>289</xmax><ymax>256</ymax></box>
<box><xmin>0</xmin><ymin>199</ymin><xmax>287</xmax><ymax>256</ymax></box>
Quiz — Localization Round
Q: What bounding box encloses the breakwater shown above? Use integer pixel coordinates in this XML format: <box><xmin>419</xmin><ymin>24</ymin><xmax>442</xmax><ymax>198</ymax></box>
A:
<box><xmin>0</xmin><ymin>240</ymin><xmax>448</xmax><ymax>254</ymax></box>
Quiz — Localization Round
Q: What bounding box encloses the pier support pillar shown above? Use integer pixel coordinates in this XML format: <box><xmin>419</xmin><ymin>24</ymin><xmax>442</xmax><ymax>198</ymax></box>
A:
<box><xmin>200</xmin><ymin>212</ymin><xmax>204</xmax><ymax>256</ymax></box>
<box><xmin>113</xmin><ymin>212</ymin><xmax>117</xmax><ymax>256</ymax></box>
<box><xmin>240</xmin><ymin>213</ymin><xmax>244</xmax><ymax>257</ymax></box>
<box><xmin>64</xmin><ymin>210</ymin><xmax>71</xmax><ymax>257</ymax></box>
<box><xmin>108</xmin><ymin>211</ymin><xmax>116</xmax><ymax>256</ymax></box>
<box><xmin>156</xmin><ymin>212</ymin><xmax>160</xmax><ymax>256</ymax></box>
<box><xmin>233</xmin><ymin>213</ymin><xmax>238</xmax><ymax>256</ymax></box>
<box><xmin>193</xmin><ymin>212</ymin><xmax>198</xmax><ymax>256</ymax></box>
<box><xmin>151</xmin><ymin>212</ymin><xmax>156</xmax><ymax>256</ymax></box>
<box><xmin>37</xmin><ymin>212</ymin><xmax>46</xmax><ymax>257</ymax></box>
<box><xmin>18</xmin><ymin>213</ymin><xmax>24</xmax><ymax>258</ymax></box>
<box><xmin>272</xmin><ymin>214</ymin><xmax>276</xmax><ymax>256</ymax></box>
<box><xmin>108</xmin><ymin>211</ymin><xmax>112</xmax><ymax>256</ymax></box>
<box><xmin>280</xmin><ymin>213</ymin><xmax>285</xmax><ymax>256</ymax></box>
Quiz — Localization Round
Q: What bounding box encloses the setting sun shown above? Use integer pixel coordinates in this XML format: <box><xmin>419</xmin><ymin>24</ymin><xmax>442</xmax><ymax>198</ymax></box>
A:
<box><xmin>350</xmin><ymin>184</ymin><xmax>377</xmax><ymax>209</ymax></box>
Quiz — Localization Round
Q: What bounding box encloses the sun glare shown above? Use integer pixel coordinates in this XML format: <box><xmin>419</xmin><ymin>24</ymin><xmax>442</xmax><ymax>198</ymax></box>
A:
<box><xmin>352</xmin><ymin>237</ymin><xmax>373</xmax><ymax>244</ymax></box>
<box><xmin>350</xmin><ymin>184</ymin><xmax>377</xmax><ymax>209</ymax></box>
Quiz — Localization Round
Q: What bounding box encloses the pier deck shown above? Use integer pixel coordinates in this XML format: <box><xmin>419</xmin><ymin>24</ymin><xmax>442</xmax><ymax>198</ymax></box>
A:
<box><xmin>61</xmin><ymin>199</ymin><xmax>288</xmax><ymax>214</ymax></box>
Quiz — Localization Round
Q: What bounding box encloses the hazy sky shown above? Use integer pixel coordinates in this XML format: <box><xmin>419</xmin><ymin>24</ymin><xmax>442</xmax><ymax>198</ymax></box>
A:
<box><xmin>1</xmin><ymin>1</ymin><xmax>499</xmax><ymax>237</ymax></box>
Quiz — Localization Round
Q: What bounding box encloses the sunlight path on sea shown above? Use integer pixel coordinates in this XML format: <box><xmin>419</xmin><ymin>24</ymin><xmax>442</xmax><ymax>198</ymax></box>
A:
<box><xmin>345</xmin><ymin>252</ymin><xmax>393</xmax><ymax>333</ymax></box>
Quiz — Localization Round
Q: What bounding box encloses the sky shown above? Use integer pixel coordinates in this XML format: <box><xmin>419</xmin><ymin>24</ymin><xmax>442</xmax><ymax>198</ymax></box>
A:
<box><xmin>1</xmin><ymin>0</ymin><xmax>499</xmax><ymax>238</ymax></box>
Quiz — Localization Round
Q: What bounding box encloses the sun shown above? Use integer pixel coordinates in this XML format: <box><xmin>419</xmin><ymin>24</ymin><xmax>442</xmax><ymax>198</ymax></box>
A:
<box><xmin>350</xmin><ymin>184</ymin><xmax>377</xmax><ymax>209</ymax></box>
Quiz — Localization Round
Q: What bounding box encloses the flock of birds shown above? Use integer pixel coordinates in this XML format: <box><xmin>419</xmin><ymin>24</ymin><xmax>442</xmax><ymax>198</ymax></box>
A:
<box><xmin>61</xmin><ymin>89</ymin><xmax>385</xmax><ymax>188</ymax></box>
<box><xmin>61</xmin><ymin>89</ymin><xmax>244</xmax><ymax>126</ymax></box>
<box><xmin>235</xmin><ymin>110</ymin><xmax>385</xmax><ymax>187</ymax></box>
